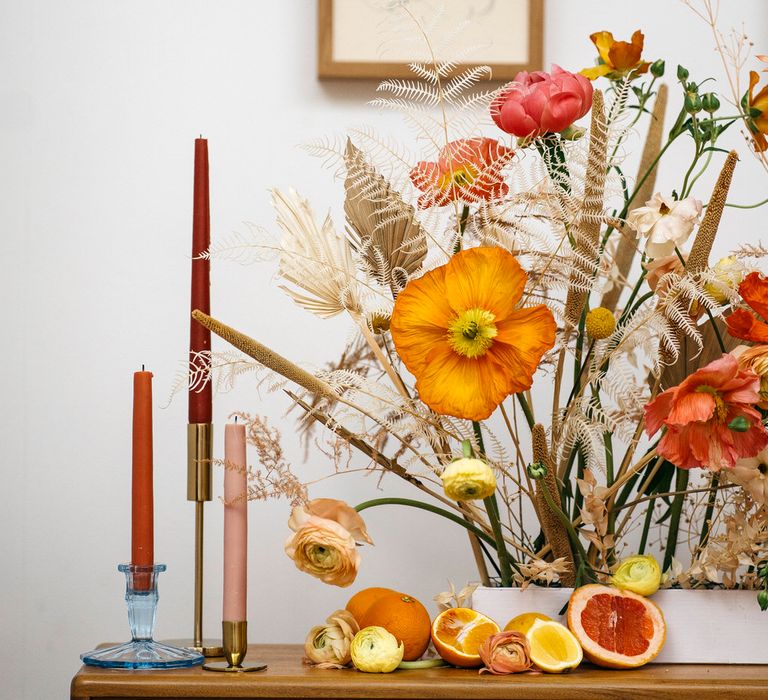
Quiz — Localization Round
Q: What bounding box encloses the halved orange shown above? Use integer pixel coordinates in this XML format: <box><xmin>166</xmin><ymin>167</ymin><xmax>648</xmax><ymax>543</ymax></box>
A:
<box><xmin>566</xmin><ymin>584</ymin><xmax>666</xmax><ymax>668</ymax></box>
<box><xmin>431</xmin><ymin>607</ymin><xmax>500</xmax><ymax>668</ymax></box>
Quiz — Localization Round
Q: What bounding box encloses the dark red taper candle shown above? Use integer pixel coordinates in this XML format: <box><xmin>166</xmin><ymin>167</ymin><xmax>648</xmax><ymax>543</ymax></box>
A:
<box><xmin>189</xmin><ymin>137</ymin><xmax>212</xmax><ymax>423</ymax></box>
<box><xmin>131</xmin><ymin>370</ymin><xmax>154</xmax><ymax>568</ymax></box>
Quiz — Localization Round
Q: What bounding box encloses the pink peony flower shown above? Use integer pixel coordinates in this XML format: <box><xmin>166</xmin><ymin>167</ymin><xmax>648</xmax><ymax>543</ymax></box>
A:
<box><xmin>479</xmin><ymin>631</ymin><xmax>533</xmax><ymax>675</ymax></box>
<box><xmin>644</xmin><ymin>354</ymin><xmax>768</xmax><ymax>471</ymax></box>
<box><xmin>491</xmin><ymin>65</ymin><xmax>593</xmax><ymax>138</ymax></box>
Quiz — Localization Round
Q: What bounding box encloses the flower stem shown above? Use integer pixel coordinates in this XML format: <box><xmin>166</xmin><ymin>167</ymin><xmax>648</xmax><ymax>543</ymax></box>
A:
<box><xmin>354</xmin><ymin>498</ymin><xmax>499</xmax><ymax>550</ymax></box>
<box><xmin>473</xmin><ymin>421</ymin><xmax>515</xmax><ymax>586</ymax></box>
<box><xmin>697</xmin><ymin>471</ymin><xmax>721</xmax><ymax>551</ymax></box>
<box><xmin>662</xmin><ymin>468</ymin><xmax>690</xmax><ymax>572</ymax></box>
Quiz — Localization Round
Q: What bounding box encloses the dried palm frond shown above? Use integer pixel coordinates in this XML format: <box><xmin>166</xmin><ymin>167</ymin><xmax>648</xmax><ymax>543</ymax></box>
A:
<box><xmin>272</xmin><ymin>188</ymin><xmax>362</xmax><ymax>318</ymax></box>
<box><xmin>344</xmin><ymin>139</ymin><xmax>427</xmax><ymax>293</ymax></box>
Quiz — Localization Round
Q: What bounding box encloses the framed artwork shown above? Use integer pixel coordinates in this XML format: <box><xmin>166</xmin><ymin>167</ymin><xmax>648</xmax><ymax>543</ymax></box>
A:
<box><xmin>317</xmin><ymin>0</ymin><xmax>544</xmax><ymax>80</ymax></box>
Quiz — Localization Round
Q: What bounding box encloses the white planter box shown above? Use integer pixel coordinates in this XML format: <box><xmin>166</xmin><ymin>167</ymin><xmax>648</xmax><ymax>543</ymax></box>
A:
<box><xmin>471</xmin><ymin>585</ymin><xmax>768</xmax><ymax>664</ymax></box>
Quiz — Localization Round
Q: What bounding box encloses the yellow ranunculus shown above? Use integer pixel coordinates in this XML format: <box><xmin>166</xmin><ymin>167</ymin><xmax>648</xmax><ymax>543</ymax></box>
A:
<box><xmin>704</xmin><ymin>256</ymin><xmax>745</xmax><ymax>303</ymax></box>
<box><xmin>612</xmin><ymin>555</ymin><xmax>661</xmax><ymax>596</ymax></box>
<box><xmin>350</xmin><ymin>626</ymin><xmax>404</xmax><ymax>673</ymax></box>
<box><xmin>441</xmin><ymin>457</ymin><xmax>496</xmax><ymax>501</ymax></box>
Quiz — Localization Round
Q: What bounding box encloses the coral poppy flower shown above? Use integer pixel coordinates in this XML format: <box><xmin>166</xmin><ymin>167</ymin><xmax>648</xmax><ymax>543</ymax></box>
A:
<box><xmin>644</xmin><ymin>354</ymin><xmax>768</xmax><ymax>471</ymax></box>
<box><xmin>727</xmin><ymin>272</ymin><xmax>768</xmax><ymax>343</ymax></box>
<box><xmin>581</xmin><ymin>30</ymin><xmax>650</xmax><ymax>81</ymax></box>
<box><xmin>409</xmin><ymin>138</ymin><xmax>514</xmax><ymax>209</ymax></box>
<box><xmin>390</xmin><ymin>247</ymin><xmax>555</xmax><ymax>421</ymax></box>
<box><xmin>743</xmin><ymin>70</ymin><xmax>768</xmax><ymax>152</ymax></box>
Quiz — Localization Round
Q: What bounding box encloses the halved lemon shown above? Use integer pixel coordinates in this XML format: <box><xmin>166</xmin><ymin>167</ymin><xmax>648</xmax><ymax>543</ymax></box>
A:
<box><xmin>504</xmin><ymin>611</ymin><xmax>551</xmax><ymax>635</ymax></box>
<box><xmin>527</xmin><ymin>618</ymin><xmax>583</xmax><ymax>673</ymax></box>
<box><xmin>430</xmin><ymin>607</ymin><xmax>500</xmax><ymax>668</ymax></box>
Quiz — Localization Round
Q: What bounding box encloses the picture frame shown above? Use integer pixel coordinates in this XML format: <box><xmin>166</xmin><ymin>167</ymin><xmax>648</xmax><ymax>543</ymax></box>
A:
<box><xmin>317</xmin><ymin>0</ymin><xmax>544</xmax><ymax>81</ymax></box>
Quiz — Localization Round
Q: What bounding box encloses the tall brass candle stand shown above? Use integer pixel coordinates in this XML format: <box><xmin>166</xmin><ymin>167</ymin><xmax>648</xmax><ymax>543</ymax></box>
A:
<box><xmin>188</xmin><ymin>423</ymin><xmax>223</xmax><ymax>656</ymax></box>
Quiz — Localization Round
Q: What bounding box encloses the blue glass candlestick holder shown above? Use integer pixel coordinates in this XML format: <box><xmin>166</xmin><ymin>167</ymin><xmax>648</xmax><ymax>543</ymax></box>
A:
<box><xmin>81</xmin><ymin>563</ymin><xmax>204</xmax><ymax>669</ymax></box>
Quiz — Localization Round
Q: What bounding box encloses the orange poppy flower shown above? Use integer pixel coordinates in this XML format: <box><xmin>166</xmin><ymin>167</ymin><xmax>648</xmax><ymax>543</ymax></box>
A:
<box><xmin>727</xmin><ymin>272</ymin><xmax>768</xmax><ymax>343</ymax></box>
<box><xmin>390</xmin><ymin>247</ymin><xmax>555</xmax><ymax>421</ymax></box>
<box><xmin>409</xmin><ymin>138</ymin><xmax>514</xmax><ymax>209</ymax></box>
<box><xmin>743</xmin><ymin>70</ymin><xmax>768</xmax><ymax>152</ymax></box>
<box><xmin>581</xmin><ymin>30</ymin><xmax>650</xmax><ymax>81</ymax></box>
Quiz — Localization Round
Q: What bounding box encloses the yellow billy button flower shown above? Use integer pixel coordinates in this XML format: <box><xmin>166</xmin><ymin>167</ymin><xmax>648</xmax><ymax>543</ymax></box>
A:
<box><xmin>585</xmin><ymin>307</ymin><xmax>616</xmax><ymax>340</ymax></box>
<box><xmin>441</xmin><ymin>440</ymin><xmax>496</xmax><ymax>501</ymax></box>
<box><xmin>350</xmin><ymin>626</ymin><xmax>404</xmax><ymax>673</ymax></box>
<box><xmin>612</xmin><ymin>555</ymin><xmax>661</xmax><ymax>597</ymax></box>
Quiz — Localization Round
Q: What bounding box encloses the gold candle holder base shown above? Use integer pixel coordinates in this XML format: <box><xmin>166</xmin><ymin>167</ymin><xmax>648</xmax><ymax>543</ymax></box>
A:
<box><xmin>202</xmin><ymin>621</ymin><xmax>267</xmax><ymax>673</ymax></box>
<box><xmin>161</xmin><ymin>638</ymin><xmax>224</xmax><ymax>658</ymax></box>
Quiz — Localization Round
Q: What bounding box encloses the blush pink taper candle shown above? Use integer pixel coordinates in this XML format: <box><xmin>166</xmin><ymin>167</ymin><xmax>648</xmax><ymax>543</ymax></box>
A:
<box><xmin>223</xmin><ymin>423</ymin><xmax>248</xmax><ymax>621</ymax></box>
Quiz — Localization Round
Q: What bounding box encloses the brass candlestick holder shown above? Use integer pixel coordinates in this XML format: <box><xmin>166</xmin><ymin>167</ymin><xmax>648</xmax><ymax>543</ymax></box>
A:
<box><xmin>165</xmin><ymin>424</ymin><xmax>223</xmax><ymax>657</ymax></box>
<box><xmin>203</xmin><ymin>621</ymin><xmax>267</xmax><ymax>672</ymax></box>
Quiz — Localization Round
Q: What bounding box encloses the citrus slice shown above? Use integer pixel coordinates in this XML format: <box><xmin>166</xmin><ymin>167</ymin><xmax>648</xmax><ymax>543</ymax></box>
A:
<box><xmin>566</xmin><ymin>584</ymin><xmax>666</xmax><ymax>668</ymax></box>
<box><xmin>504</xmin><ymin>611</ymin><xmax>551</xmax><ymax>634</ymax></box>
<box><xmin>431</xmin><ymin>607</ymin><xmax>500</xmax><ymax>668</ymax></box>
<box><xmin>526</xmin><ymin>618</ymin><xmax>583</xmax><ymax>673</ymax></box>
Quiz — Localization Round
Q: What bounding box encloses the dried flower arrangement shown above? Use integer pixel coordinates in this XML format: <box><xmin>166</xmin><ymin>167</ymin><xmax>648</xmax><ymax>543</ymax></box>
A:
<box><xmin>188</xmin><ymin>1</ymin><xmax>768</xmax><ymax>618</ymax></box>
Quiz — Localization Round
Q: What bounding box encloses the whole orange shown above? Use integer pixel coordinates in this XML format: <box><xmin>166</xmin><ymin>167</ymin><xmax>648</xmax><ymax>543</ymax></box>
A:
<box><xmin>358</xmin><ymin>592</ymin><xmax>431</xmax><ymax>661</ymax></box>
<box><xmin>345</xmin><ymin>587</ymin><xmax>399</xmax><ymax>625</ymax></box>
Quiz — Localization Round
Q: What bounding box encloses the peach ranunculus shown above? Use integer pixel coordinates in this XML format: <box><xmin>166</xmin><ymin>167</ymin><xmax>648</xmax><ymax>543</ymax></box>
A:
<box><xmin>626</xmin><ymin>193</ymin><xmax>702</xmax><ymax>258</ymax></box>
<box><xmin>726</xmin><ymin>447</ymin><xmax>768</xmax><ymax>505</ymax></box>
<box><xmin>644</xmin><ymin>354</ymin><xmax>768</xmax><ymax>471</ymax></box>
<box><xmin>304</xmin><ymin>609</ymin><xmax>360</xmax><ymax>668</ymax></box>
<box><xmin>390</xmin><ymin>247</ymin><xmax>556</xmax><ymax>421</ymax></box>
<box><xmin>644</xmin><ymin>253</ymin><xmax>686</xmax><ymax>297</ymax></box>
<box><xmin>285</xmin><ymin>499</ymin><xmax>372</xmax><ymax>587</ymax></box>
<box><xmin>727</xmin><ymin>272</ymin><xmax>768</xmax><ymax>343</ymax></box>
<box><xmin>479</xmin><ymin>631</ymin><xmax>533</xmax><ymax>675</ymax></box>
<box><xmin>581</xmin><ymin>30</ymin><xmax>650</xmax><ymax>81</ymax></box>
<box><xmin>743</xmin><ymin>70</ymin><xmax>768</xmax><ymax>152</ymax></box>
<box><xmin>490</xmin><ymin>65</ymin><xmax>593</xmax><ymax>139</ymax></box>
<box><xmin>409</xmin><ymin>138</ymin><xmax>515</xmax><ymax>209</ymax></box>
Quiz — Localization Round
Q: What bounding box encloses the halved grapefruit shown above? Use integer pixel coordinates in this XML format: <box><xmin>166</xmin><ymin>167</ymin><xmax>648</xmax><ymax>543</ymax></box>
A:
<box><xmin>566</xmin><ymin>584</ymin><xmax>666</xmax><ymax>668</ymax></box>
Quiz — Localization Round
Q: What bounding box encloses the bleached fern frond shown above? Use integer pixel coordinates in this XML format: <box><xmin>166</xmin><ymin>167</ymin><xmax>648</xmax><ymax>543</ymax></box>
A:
<box><xmin>202</xmin><ymin>222</ymin><xmax>271</xmax><ymax>265</ymax></box>
<box><xmin>377</xmin><ymin>79</ymin><xmax>440</xmax><ymax>106</ymax></box>
<box><xmin>272</xmin><ymin>188</ymin><xmax>363</xmax><ymax>319</ymax></box>
<box><xmin>442</xmin><ymin>66</ymin><xmax>492</xmax><ymax>102</ymax></box>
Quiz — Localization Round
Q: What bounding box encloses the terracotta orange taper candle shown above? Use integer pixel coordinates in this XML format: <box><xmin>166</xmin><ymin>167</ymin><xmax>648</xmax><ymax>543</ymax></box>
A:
<box><xmin>131</xmin><ymin>369</ymin><xmax>154</xmax><ymax>568</ymax></box>
<box><xmin>223</xmin><ymin>422</ymin><xmax>248</xmax><ymax>621</ymax></box>
<box><xmin>189</xmin><ymin>137</ymin><xmax>212</xmax><ymax>424</ymax></box>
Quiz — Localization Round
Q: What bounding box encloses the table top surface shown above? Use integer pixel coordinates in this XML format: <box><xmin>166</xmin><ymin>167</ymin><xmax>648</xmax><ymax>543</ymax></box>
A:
<box><xmin>71</xmin><ymin>643</ymin><xmax>768</xmax><ymax>700</ymax></box>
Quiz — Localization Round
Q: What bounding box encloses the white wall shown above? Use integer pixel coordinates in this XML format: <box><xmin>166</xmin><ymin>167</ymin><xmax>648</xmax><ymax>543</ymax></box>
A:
<box><xmin>2</xmin><ymin>2</ymin><xmax>767</xmax><ymax>698</ymax></box>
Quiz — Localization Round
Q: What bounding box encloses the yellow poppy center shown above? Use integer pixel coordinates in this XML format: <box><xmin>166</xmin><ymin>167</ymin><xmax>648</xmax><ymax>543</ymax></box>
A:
<box><xmin>695</xmin><ymin>385</ymin><xmax>728</xmax><ymax>422</ymax></box>
<box><xmin>439</xmin><ymin>164</ymin><xmax>478</xmax><ymax>191</ymax></box>
<box><xmin>447</xmin><ymin>308</ymin><xmax>497</xmax><ymax>358</ymax></box>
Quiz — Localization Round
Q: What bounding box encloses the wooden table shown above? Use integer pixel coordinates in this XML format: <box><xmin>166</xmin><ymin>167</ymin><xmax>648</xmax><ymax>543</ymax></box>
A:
<box><xmin>71</xmin><ymin>644</ymin><xmax>768</xmax><ymax>699</ymax></box>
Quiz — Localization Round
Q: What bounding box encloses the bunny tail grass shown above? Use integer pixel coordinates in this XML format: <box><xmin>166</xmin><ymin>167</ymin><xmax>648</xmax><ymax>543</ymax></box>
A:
<box><xmin>532</xmin><ymin>423</ymin><xmax>576</xmax><ymax>586</ymax></box>
<box><xmin>687</xmin><ymin>150</ymin><xmax>739</xmax><ymax>275</ymax></box>
<box><xmin>191</xmin><ymin>310</ymin><xmax>336</xmax><ymax>400</ymax></box>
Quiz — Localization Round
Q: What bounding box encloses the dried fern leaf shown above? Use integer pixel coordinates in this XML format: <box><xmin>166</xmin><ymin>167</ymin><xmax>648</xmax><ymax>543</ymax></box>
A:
<box><xmin>344</xmin><ymin>139</ymin><xmax>427</xmax><ymax>292</ymax></box>
<box><xmin>564</xmin><ymin>90</ymin><xmax>608</xmax><ymax>326</ymax></box>
<box><xmin>602</xmin><ymin>83</ymin><xmax>668</xmax><ymax>312</ymax></box>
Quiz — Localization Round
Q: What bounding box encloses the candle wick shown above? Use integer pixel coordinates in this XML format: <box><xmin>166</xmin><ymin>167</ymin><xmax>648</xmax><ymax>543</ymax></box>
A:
<box><xmin>142</xmin><ymin>364</ymin><xmax>145</xmax><ymax>371</ymax></box>
<box><xmin>234</xmin><ymin>416</ymin><xmax>238</xmax><ymax>424</ymax></box>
